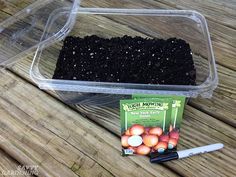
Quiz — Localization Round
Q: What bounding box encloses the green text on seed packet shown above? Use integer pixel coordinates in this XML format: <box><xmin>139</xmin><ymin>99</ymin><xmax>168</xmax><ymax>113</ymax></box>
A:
<box><xmin>120</xmin><ymin>98</ymin><xmax>172</xmax><ymax>134</ymax></box>
<box><xmin>132</xmin><ymin>94</ymin><xmax>186</xmax><ymax>129</ymax></box>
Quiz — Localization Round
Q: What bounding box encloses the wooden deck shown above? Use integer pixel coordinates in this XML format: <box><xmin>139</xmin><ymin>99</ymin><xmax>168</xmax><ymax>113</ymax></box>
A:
<box><xmin>0</xmin><ymin>0</ymin><xmax>236</xmax><ymax>177</ymax></box>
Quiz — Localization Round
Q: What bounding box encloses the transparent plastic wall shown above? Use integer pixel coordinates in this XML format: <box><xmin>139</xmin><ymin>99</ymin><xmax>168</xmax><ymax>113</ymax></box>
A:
<box><xmin>31</xmin><ymin>8</ymin><xmax>217</xmax><ymax>105</ymax></box>
<box><xmin>0</xmin><ymin>0</ymin><xmax>78</xmax><ymax>65</ymax></box>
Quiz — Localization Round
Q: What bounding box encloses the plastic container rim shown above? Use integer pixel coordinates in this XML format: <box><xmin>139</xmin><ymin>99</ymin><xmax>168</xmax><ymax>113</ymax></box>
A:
<box><xmin>30</xmin><ymin>8</ymin><xmax>218</xmax><ymax>96</ymax></box>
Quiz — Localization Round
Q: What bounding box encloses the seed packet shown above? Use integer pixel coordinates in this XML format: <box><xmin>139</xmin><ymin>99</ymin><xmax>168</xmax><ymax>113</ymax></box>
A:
<box><xmin>132</xmin><ymin>94</ymin><xmax>186</xmax><ymax>152</ymax></box>
<box><xmin>120</xmin><ymin>98</ymin><xmax>172</xmax><ymax>156</ymax></box>
<box><xmin>132</xmin><ymin>94</ymin><xmax>186</xmax><ymax>131</ymax></box>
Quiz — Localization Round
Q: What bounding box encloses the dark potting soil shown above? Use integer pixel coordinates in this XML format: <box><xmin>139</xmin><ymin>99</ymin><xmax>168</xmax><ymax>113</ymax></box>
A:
<box><xmin>53</xmin><ymin>35</ymin><xmax>196</xmax><ymax>85</ymax></box>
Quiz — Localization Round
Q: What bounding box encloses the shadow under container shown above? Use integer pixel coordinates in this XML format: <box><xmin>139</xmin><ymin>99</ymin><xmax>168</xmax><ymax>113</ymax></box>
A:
<box><xmin>30</xmin><ymin>8</ymin><xmax>218</xmax><ymax>106</ymax></box>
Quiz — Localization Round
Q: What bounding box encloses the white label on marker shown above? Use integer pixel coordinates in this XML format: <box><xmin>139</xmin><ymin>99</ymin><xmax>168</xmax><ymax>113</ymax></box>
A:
<box><xmin>128</xmin><ymin>136</ymin><xmax>143</xmax><ymax>147</ymax></box>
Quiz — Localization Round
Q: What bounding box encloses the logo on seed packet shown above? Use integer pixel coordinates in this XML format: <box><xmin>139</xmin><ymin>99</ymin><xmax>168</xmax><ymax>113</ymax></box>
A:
<box><xmin>120</xmin><ymin>95</ymin><xmax>185</xmax><ymax>156</ymax></box>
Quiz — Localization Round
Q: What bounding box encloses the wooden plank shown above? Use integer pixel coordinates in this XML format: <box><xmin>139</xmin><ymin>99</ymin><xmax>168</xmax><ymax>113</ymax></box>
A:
<box><xmin>0</xmin><ymin>1</ymin><xmax>6</xmax><ymax>11</ymax></box>
<box><xmin>0</xmin><ymin>69</ymin><xmax>179</xmax><ymax>177</ymax></box>
<box><xmin>7</xmin><ymin>28</ymin><xmax>236</xmax><ymax>127</ymax></box>
<box><xmin>80</xmin><ymin>0</ymin><xmax>236</xmax><ymax>70</ymax></box>
<box><xmin>0</xmin><ymin>1</ymin><xmax>236</xmax><ymax>176</ymax></box>
<box><xmin>154</xmin><ymin>0</ymin><xmax>236</xmax><ymax>29</ymax></box>
<box><xmin>0</xmin><ymin>149</ymin><xmax>34</xmax><ymax>177</ymax></box>
<box><xmin>189</xmin><ymin>62</ymin><xmax>236</xmax><ymax>127</ymax></box>
<box><xmin>1</xmin><ymin>0</ymin><xmax>236</xmax><ymax>70</ymax></box>
<box><xmin>74</xmin><ymin>104</ymin><xmax>236</xmax><ymax>177</ymax></box>
<box><xmin>3</xmin><ymin>60</ymin><xmax>236</xmax><ymax>177</ymax></box>
<box><xmin>2</xmin><ymin>0</ymin><xmax>235</xmax><ymax>126</ymax></box>
<box><xmin>1</xmin><ymin>68</ymin><xmax>236</xmax><ymax>177</ymax></box>
<box><xmin>0</xmin><ymin>131</ymin><xmax>113</xmax><ymax>177</ymax></box>
<box><xmin>81</xmin><ymin>0</ymin><xmax>236</xmax><ymax>28</ymax></box>
<box><xmin>1</xmin><ymin>0</ymin><xmax>236</xmax><ymax>73</ymax></box>
<box><xmin>0</xmin><ymin>0</ymin><xmax>31</xmax><ymax>21</ymax></box>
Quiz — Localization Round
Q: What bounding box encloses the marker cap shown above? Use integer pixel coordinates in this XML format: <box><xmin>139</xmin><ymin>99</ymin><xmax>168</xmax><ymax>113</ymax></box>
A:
<box><xmin>150</xmin><ymin>151</ymin><xmax>178</xmax><ymax>163</ymax></box>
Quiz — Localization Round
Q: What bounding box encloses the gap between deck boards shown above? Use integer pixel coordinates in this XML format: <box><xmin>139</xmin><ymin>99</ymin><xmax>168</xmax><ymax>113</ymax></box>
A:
<box><xmin>0</xmin><ymin>69</ymin><xmax>181</xmax><ymax>177</ymax></box>
<box><xmin>1</xmin><ymin>67</ymin><xmax>184</xmax><ymax>177</ymax></box>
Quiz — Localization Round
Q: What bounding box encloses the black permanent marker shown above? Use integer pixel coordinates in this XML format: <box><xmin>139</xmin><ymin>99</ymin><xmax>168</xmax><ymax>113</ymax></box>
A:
<box><xmin>150</xmin><ymin>143</ymin><xmax>224</xmax><ymax>163</ymax></box>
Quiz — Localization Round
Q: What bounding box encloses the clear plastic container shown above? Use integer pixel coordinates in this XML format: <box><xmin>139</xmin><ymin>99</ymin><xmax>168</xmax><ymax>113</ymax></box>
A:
<box><xmin>0</xmin><ymin>0</ymin><xmax>79</xmax><ymax>66</ymax></box>
<box><xmin>29</xmin><ymin>8</ymin><xmax>218</xmax><ymax>105</ymax></box>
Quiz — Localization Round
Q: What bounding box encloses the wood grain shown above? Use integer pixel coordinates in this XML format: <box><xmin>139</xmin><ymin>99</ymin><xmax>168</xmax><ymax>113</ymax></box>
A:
<box><xmin>4</xmin><ymin>54</ymin><xmax>236</xmax><ymax>176</ymax></box>
<box><xmin>81</xmin><ymin>0</ymin><xmax>236</xmax><ymax>70</ymax></box>
<box><xmin>2</xmin><ymin>0</ymin><xmax>235</xmax><ymax>126</ymax></box>
<box><xmin>0</xmin><ymin>69</ymin><xmax>178</xmax><ymax>177</ymax></box>
<box><xmin>1</xmin><ymin>0</ymin><xmax>236</xmax><ymax>69</ymax></box>
<box><xmin>74</xmin><ymin>104</ymin><xmax>236</xmax><ymax>177</ymax></box>
<box><xmin>189</xmin><ymin>62</ymin><xmax>236</xmax><ymax>127</ymax></box>
<box><xmin>0</xmin><ymin>1</ymin><xmax>236</xmax><ymax>177</ymax></box>
<box><xmin>0</xmin><ymin>149</ymin><xmax>34</xmax><ymax>177</ymax></box>
<box><xmin>8</xmin><ymin>21</ymin><xmax>236</xmax><ymax>128</ymax></box>
<box><xmin>1</xmin><ymin>69</ymin><xmax>236</xmax><ymax>177</ymax></box>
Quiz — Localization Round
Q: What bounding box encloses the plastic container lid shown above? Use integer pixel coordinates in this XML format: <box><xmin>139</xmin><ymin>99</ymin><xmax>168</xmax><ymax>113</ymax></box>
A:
<box><xmin>0</xmin><ymin>0</ymin><xmax>79</xmax><ymax>66</ymax></box>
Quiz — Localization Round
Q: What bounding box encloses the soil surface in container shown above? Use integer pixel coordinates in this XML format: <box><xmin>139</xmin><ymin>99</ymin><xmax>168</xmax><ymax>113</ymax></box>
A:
<box><xmin>53</xmin><ymin>35</ymin><xmax>196</xmax><ymax>85</ymax></box>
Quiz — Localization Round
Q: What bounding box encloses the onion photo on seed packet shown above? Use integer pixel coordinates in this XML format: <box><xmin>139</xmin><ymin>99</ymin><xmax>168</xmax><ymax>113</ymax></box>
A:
<box><xmin>120</xmin><ymin>98</ymin><xmax>173</xmax><ymax>156</ymax></box>
<box><xmin>133</xmin><ymin>95</ymin><xmax>186</xmax><ymax>149</ymax></box>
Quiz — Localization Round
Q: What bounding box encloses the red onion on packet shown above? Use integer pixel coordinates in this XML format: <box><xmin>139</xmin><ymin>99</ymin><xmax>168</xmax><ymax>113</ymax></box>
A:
<box><xmin>121</xmin><ymin>95</ymin><xmax>185</xmax><ymax>156</ymax></box>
